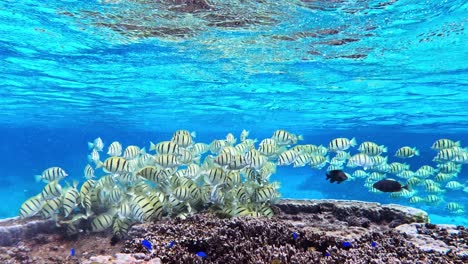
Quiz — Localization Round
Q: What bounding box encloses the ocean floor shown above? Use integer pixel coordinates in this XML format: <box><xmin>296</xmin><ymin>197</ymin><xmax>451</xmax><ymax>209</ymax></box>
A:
<box><xmin>0</xmin><ymin>199</ymin><xmax>467</xmax><ymax>263</ymax></box>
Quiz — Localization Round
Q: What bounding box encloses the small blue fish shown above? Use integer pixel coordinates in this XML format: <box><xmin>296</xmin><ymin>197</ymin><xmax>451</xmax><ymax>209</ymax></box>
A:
<box><xmin>70</xmin><ymin>248</ymin><xmax>75</xmax><ymax>257</ymax></box>
<box><xmin>325</xmin><ymin>252</ymin><xmax>331</xmax><ymax>257</ymax></box>
<box><xmin>196</xmin><ymin>251</ymin><xmax>207</xmax><ymax>258</ymax></box>
<box><xmin>167</xmin><ymin>241</ymin><xmax>175</xmax><ymax>248</ymax></box>
<box><xmin>141</xmin><ymin>239</ymin><xmax>153</xmax><ymax>252</ymax></box>
<box><xmin>342</xmin><ymin>241</ymin><xmax>352</xmax><ymax>248</ymax></box>
<box><xmin>292</xmin><ymin>232</ymin><xmax>298</xmax><ymax>240</ymax></box>
<box><xmin>371</xmin><ymin>241</ymin><xmax>378</xmax><ymax>247</ymax></box>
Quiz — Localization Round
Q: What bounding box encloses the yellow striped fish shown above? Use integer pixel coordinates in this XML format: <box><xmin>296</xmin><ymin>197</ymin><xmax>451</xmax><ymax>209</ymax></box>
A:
<box><xmin>107</xmin><ymin>141</ymin><xmax>122</xmax><ymax>157</ymax></box>
<box><xmin>97</xmin><ymin>157</ymin><xmax>133</xmax><ymax>173</ymax></box>
<box><xmin>204</xmin><ymin>168</ymin><xmax>228</xmax><ymax>185</ymax></box>
<box><xmin>123</xmin><ymin>145</ymin><xmax>143</xmax><ymax>160</ymax></box>
<box><xmin>62</xmin><ymin>183</ymin><xmax>80</xmax><ymax>217</ymax></box>
<box><xmin>395</xmin><ymin>146</ymin><xmax>419</xmax><ymax>158</ymax></box>
<box><xmin>329</xmin><ymin>137</ymin><xmax>357</xmax><ymax>151</ymax></box>
<box><xmin>137</xmin><ymin>166</ymin><xmax>167</xmax><ymax>184</ymax></box>
<box><xmin>431</xmin><ymin>139</ymin><xmax>460</xmax><ymax>150</ymax></box>
<box><xmin>19</xmin><ymin>195</ymin><xmax>44</xmax><ymax>218</ymax></box>
<box><xmin>154</xmin><ymin>154</ymin><xmax>180</xmax><ymax>168</ymax></box>
<box><xmin>277</xmin><ymin>150</ymin><xmax>298</xmax><ymax>166</ymax></box>
<box><xmin>41</xmin><ymin>180</ymin><xmax>62</xmax><ymax>200</ymax></box>
<box><xmin>91</xmin><ymin>213</ymin><xmax>114</xmax><ymax>232</ymax></box>
<box><xmin>358</xmin><ymin>141</ymin><xmax>387</xmax><ymax>156</ymax></box>
<box><xmin>171</xmin><ymin>130</ymin><xmax>195</xmax><ymax>148</ymax></box>
<box><xmin>150</xmin><ymin>141</ymin><xmax>181</xmax><ymax>155</ymax></box>
<box><xmin>35</xmin><ymin>167</ymin><xmax>68</xmax><ymax>183</ymax></box>
<box><xmin>83</xmin><ymin>164</ymin><xmax>95</xmax><ymax>180</ymax></box>
<box><xmin>40</xmin><ymin>197</ymin><xmax>62</xmax><ymax>219</ymax></box>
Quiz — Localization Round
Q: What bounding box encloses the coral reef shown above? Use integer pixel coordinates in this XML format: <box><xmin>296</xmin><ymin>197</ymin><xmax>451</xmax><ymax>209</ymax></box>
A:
<box><xmin>1</xmin><ymin>199</ymin><xmax>467</xmax><ymax>263</ymax></box>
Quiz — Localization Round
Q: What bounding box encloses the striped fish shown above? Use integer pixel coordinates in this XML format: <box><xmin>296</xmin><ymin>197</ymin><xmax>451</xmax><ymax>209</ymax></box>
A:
<box><xmin>19</xmin><ymin>195</ymin><xmax>44</xmax><ymax>218</ymax></box>
<box><xmin>240</xmin><ymin>129</ymin><xmax>249</xmax><ymax>142</ymax></box>
<box><xmin>40</xmin><ymin>197</ymin><xmax>62</xmax><ymax>219</ymax></box>
<box><xmin>82</xmin><ymin>165</ymin><xmax>94</xmax><ymax>180</ymax></box>
<box><xmin>358</xmin><ymin>142</ymin><xmax>387</xmax><ymax>156</ymax></box>
<box><xmin>113</xmin><ymin>217</ymin><xmax>131</xmax><ymax>238</ymax></box>
<box><xmin>150</xmin><ymin>141</ymin><xmax>181</xmax><ymax>155</ymax></box>
<box><xmin>62</xmin><ymin>183</ymin><xmax>80</xmax><ymax>217</ymax></box>
<box><xmin>41</xmin><ymin>180</ymin><xmax>62</xmax><ymax>200</ymax></box>
<box><xmin>329</xmin><ymin>137</ymin><xmax>357</xmax><ymax>152</ymax></box>
<box><xmin>204</xmin><ymin>168</ymin><xmax>228</xmax><ymax>185</ymax></box>
<box><xmin>137</xmin><ymin>166</ymin><xmax>168</xmax><ymax>184</ymax></box>
<box><xmin>107</xmin><ymin>141</ymin><xmax>123</xmax><ymax>157</ymax></box>
<box><xmin>431</xmin><ymin>139</ymin><xmax>460</xmax><ymax>150</ymax></box>
<box><xmin>192</xmin><ymin>143</ymin><xmax>210</xmax><ymax>156</ymax></box>
<box><xmin>277</xmin><ymin>150</ymin><xmax>298</xmax><ymax>166</ymax></box>
<box><xmin>395</xmin><ymin>147</ymin><xmax>419</xmax><ymax>158</ymax></box>
<box><xmin>272</xmin><ymin>129</ymin><xmax>303</xmax><ymax>145</ymax></box>
<box><xmin>171</xmin><ymin>130</ymin><xmax>195</xmax><ymax>148</ymax></box>
<box><xmin>91</xmin><ymin>213</ymin><xmax>114</xmax><ymax>232</ymax></box>
<box><xmin>35</xmin><ymin>167</ymin><xmax>68</xmax><ymax>183</ymax></box>
<box><xmin>227</xmin><ymin>155</ymin><xmax>247</xmax><ymax>170</ymax></box>
<box><xmin>154</xmin><ymin>154</ymin><xmax>180</xmax><ymax>168</ymax></box>
<box><xmin>88</xmin><ymin>137</ymin><xmax>104</xmax><ymax>151</ymax></box>
<box><xmin>123</xmin><ymin>145</ymin><xmax>143</xmax><ymax>160</ymax></box>
<box><xmin>348</xmin><ymin>153</ymin><xmax>374</xmax><ymax>170</ymax></box>
<box><xmin>129</xmin><ymin>195</ymin><xmax>154</xmax><ymax>222</ymax></box>
<box><xmin>97</xmin><ymin>157</ymin><xmax>133</xmax><ymax>173</ymax></box>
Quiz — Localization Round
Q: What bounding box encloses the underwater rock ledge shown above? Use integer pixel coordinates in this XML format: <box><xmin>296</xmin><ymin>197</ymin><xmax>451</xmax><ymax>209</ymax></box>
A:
<box><xmin>1</xmin><ymin>199</ymin><xmax>467</xmax><ymax>263</ymax></box>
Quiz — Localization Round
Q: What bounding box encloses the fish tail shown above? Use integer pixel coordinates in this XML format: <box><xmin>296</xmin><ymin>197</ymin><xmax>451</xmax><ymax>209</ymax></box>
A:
<box><xmin>149</xmin><ymin>141</ymin><xmax>156</xmax><ymax>151</ymax></box>
<box><xmin>34</xmin><ymin>175</ymin><xmax>43</xmax><ymax>183</ymax></box>
<box><xmin>402</xmin><ymin>185</ymin><xmax>410</xmax><ymax>191</ymax></box>
<box><xmin>414</xmin><ymin>148</ymin><xmax>420</xmax><ymax>156</ymax></box>
<box><xmin>87</xmin><ymin>142</ymin><xmax>94</xmax><ymax>150</ymax></box>
<box><xmin>381</xmin><ymin>145</ymin><xmax>388</xmax><ymax>153</ymax></box>
<box><xmin>350</xmin><ymin>137</ymin><xmax>357</xmax><ymax>147</ymax></box>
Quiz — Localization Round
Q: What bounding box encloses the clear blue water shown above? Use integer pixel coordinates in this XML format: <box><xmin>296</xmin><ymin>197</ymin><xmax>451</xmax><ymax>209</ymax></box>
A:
<box><xmin>0</xmin><ymin>1</ymin><xmax>467</xmax><ymax>224</ymax></box>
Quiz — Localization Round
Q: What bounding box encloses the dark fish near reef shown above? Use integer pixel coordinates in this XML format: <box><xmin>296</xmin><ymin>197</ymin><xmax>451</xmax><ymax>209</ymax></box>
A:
<box><xmin>326</xmin><ymin>170</ymin><xmax>348</xmax><ymax>184</ymax></box>
<box><xmin>373</xmin><ymin>179</ymin><xmax>409</xmax><ymax>192</ymax></box>
<box><xmin>293</xmin><ymin>232</ymin><xmax>298</xmax><ymax>240</ymax></box>
<box><xmin>70</xmin><ymin>248</ymin><xmax>75</xmax><ymax>257</ymax></box>
<box><xmin>371</xmin><ymin>241</ymin><xmax>378</xmax><ymax>247</ymax></box>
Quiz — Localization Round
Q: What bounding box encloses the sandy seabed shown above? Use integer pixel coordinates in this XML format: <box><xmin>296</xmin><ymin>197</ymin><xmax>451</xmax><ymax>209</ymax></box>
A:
<box><xmin>0</xmin><ymin>199</ymin><xmax>467</xmax><ymax>264</ymax></box>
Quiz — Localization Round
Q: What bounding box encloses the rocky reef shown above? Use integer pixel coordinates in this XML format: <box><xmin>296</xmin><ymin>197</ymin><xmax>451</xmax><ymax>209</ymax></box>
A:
<box><xmin>1</xmin><ymin>199</ymin><xmax>467</xmax><ymax>263</ymax></box>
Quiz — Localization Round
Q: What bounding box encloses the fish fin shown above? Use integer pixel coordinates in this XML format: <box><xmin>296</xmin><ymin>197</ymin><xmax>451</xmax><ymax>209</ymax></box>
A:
<box><xmin>87</xmin><ymin>142</ymin><xmax>94</xmax><ymax>150</ymax></box>
<box><xmin>414</xmin><ymin>149</ymin><xmax>420</xmax><ymax>156</ymax></box>
<box><xmin>297</xmin><ymin>135</ymin><xmax>304</xmax><ymax>141</ymax></box>
<box><xmin>381</xmin><ymin>146</ymin><xmax>388</xmax><ymax>153</ymax></box>
<box><xmin>149</xmin><ymin>141</ymin><xmax>156</xmax><ymax>151</ymax></box>
<box><xmin>191</xmin><ymin>131</ymin><xmax>197</xmax><ymax>138</ymax></box>
<box><xmin>34</xmin><ymin>175</ymin><xmax>43</xmax><ymax>183</ymax></box>
<box><xmin>350</xmin><ymin>137</ymin><xmax>357</xmax><ymax>147</ymax></box>
<box><xmin>95</xmin><ymin>161</ymin><xmax>103</xmax><ymax>169</ymax></box>
<box><xmin>140</xmin><ymin>147</ymin><xmax>146</xmax><ymax>155</ymax></box>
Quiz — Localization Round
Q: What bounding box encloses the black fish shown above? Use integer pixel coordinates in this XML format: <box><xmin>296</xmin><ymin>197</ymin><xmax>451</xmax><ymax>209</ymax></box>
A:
<box><xmin>373</xmin><ymin>179</ymin><xmax>409</xmax><ymax>193</ymax></box>
<box><xmin>326</xmin><ymin>170</ymin><xmax>348</xmax><ymax>184</ymax></box>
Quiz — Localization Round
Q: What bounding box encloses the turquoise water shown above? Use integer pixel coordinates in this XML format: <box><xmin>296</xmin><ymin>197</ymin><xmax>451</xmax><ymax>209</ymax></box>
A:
<box><xmin>0</xmin><ymin>1</ymin><xmax>467</xmax><ymax>225</ymax></box>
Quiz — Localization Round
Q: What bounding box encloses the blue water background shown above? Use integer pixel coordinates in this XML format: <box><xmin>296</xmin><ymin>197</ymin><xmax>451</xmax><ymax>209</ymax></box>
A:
<box><xmin>0</xmin><ymin>0</ymin><xmax>467</xmax><ymax>224</ymax></box>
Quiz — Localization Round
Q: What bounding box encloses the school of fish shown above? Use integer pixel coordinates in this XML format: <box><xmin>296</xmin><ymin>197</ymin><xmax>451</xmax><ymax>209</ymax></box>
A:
<box><xmin>19</xmin><ymin>130</ymin><xmax>467</xmax><ymax>238</ymax></box>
